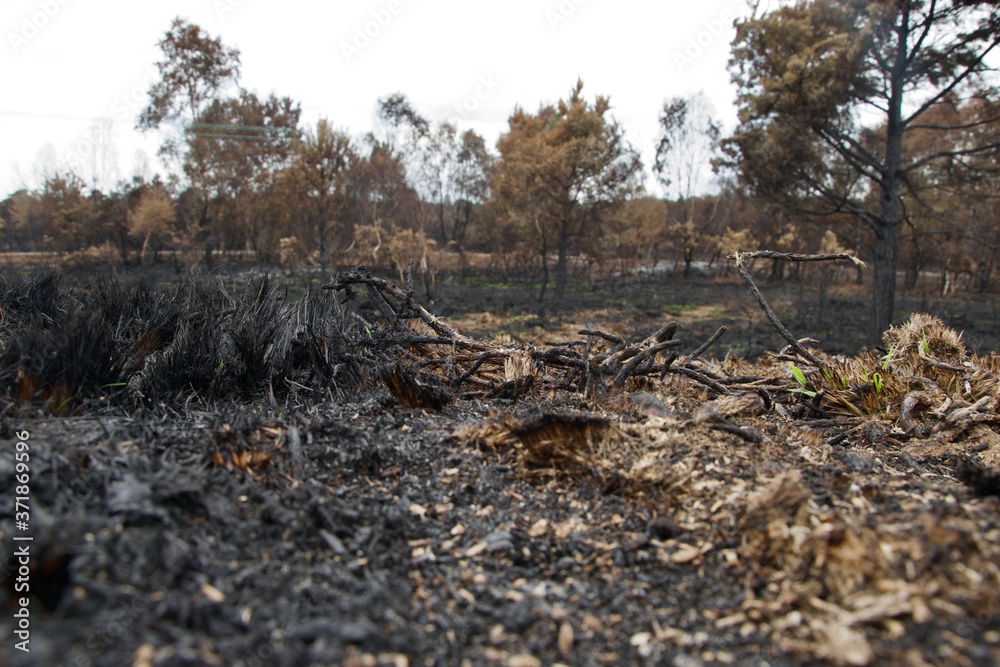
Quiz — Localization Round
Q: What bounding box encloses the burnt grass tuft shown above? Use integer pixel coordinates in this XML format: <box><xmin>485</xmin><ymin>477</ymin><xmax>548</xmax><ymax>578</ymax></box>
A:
<box><xmin>0</xmin><ymin>272</ymin><xmax>363</xmax><ymax>412</ymax></box>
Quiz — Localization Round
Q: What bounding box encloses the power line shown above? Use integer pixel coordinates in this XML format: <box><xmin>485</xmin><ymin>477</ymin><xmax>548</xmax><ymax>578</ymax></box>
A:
<box><xmin>0</xmin><ymin>111</ymin><xmax>300</xmax><ymax>143</ymax></box>
<box><xmin>0</xmin><ymin>112</ymin><xmax>298</xmax><ymax>135</ymax></box>
<box><xmin>0</xmin><ymin>110</ymin><xmax>129</xmax><ymax>123</ymax></box>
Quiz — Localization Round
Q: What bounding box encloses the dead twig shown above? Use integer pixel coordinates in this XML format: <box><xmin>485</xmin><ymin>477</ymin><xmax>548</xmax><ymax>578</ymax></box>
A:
<box><xmin>613</xmin><ymin>339</ymin><xmax>683</xmax><ymax>386</ymax></box>
<box><xmin>730</xmin><ymin>251</ymin><xmax>826</xmax><ymax>368</ymax></box>
<box><xmin>454</xmin><ymin>351</ymin><xmax>494</xmax><ymax>388</ymax></box>
<box><xmin>579</xmin><ymin>328</ymin><xmax>627</xmax><ymax>350</ymax></box>
<box><xmin>681</xmin><ymin>326</ymin><xmax>727</xmax><ymax>363</ymax></box>
<box><xmin>709</xmin><ymin>420</ymin><xmax>764</xmax><ymax>443</ymax></box>
<box><xmin>666</xmin><ymin>366</ymin><xmax>731</xmax><ymax>395</ymax></box>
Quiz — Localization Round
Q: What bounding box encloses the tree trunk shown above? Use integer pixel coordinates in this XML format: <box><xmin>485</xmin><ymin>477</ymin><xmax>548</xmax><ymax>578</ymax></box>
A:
<box><xmin>869</xmin><ymin>11</ymin><xmax>909</xmax><ymax>346</ymax></box>
<box><xmin>316</xmin><ymin>210</ymin><xmax>326</xmax><ymax>269</ymax></box>
<box><xmin>538</xmin><ymin>233</ymin><xmax>549</xmax><ymax>303</ymax></box>
<box><xmin>140</xmin><ymin>231</ymin><xmax>152</xmax><ymax>266</ymax></box>
<box><xmin>555</xmin><ymin>219</ymin><xmax>569</xmax><ymax>302</ymax></box>
<box><xmin>438</xmin><ymin>200</ymin><xmax>447</xmax><ymax>245</ymax></box>
<box><xmin>870</xmin><ymin>220</ymin><xmax>898</xmax><ymax>344</ymax></box>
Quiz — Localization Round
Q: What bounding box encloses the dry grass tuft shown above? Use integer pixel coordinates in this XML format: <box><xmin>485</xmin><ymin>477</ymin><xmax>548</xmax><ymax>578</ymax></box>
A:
<box><xmin>510</xmin><ymin>413</ymin><xmax>618</xmax><ymax>471</ymax></box>
<box><xmin>883</xmin><ymin>312</ymin><xmax>966</xmax><ymax>363</ymax></box>
<box><xmin>382</xmin><ymin>363</ymin><xmax>453</xmax><ymax>410</ymax></box>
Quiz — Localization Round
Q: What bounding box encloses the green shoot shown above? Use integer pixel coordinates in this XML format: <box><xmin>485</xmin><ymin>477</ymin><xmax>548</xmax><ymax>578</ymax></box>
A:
<box><xmin>790</xmin><ymin>364</ymin><xmax>817</xmax><ymax>398</ymax></box>
<box><xmin>99</xmin><ymin>382</ymin><xmax>128</xmax><ymax>390</ymax></box>
<box><xmin>881</xmin><ymin>345</ymin><xmax>895</xmax><ymax>371</ymax></box>
<box><xmin>871</xmin><ymin>372</ymin><xmax>883</xmax><ymax>394</ymax></box>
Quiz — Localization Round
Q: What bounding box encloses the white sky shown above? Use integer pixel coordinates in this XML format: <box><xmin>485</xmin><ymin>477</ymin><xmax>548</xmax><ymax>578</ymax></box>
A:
<box><xmin>1</xmin><ymin>0</ymin><xmax>752</xmax><ymax>199</ymax></box>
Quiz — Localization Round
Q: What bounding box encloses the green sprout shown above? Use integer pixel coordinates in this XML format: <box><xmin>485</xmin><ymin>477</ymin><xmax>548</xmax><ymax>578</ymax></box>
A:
<box><xmin>790</xmin><ymin>364</ymin><xmax>817</xmax><ymax>398</ymax></box>
<box><xmin>870</xmin><ymin>372</ymin><xmax>883</xmax><ymax>394</ymax></box>
<box><xmin>881</xmin><ymin>345</ymin><xmax>895</xmax><ymax>371</ymax></box>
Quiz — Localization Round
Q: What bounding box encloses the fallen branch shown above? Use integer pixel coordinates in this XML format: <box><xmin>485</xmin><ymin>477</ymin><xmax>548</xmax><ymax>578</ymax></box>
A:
<box><xmin>733</xmin><ymin>250</ymin><xmax>866</xmax><ymax>268</ymax></box>
<box><xmin>325</xmin><ymin>266</ymin><xmax>487</xmax><ymax>351</ymax></box>
<box><xmin>325</xmin><ymin>266</ymin><xmax>746</xmax><ymax>399</ymax></box>
<box><xmin>730</xmin><ymin>251</ymin><xmax>826</xmax><ymax>368</ymax></box>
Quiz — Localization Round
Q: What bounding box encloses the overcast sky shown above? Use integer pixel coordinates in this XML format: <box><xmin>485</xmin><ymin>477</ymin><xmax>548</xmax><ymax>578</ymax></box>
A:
<box><xmin>2</xmin><ymin>0</ymin><xmax>752</xmax><ymax>199</ymax></box>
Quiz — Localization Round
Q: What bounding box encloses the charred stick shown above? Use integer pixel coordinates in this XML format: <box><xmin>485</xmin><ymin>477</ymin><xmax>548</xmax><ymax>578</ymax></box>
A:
<box><xmin>732</xmin><ymin>250</ymin><xmax>865</xmax><ymax>267</ymax></box>
<box><xmin>658</xmin><ymin>352</ymin><xmax>679</xmax><ymax>380</ymax></box>
<box><xmin>731</xmin><ymin>252</ymin><xmax>825</xmax><ymax>368</ymax></box>
<box><xmin>613</xmin><ymin>339</ymin><xmax>683</xmax><ymax>385</ymax></box>
<box><xmin>394</xmin><ymin>335</ymin><xmax>487</xmax><ymax>350</ymax></box>
<box><xmin>803</xmin><ymin>398</ymin><xmax>835</xmax><ymax>420</ymax></box>
<box><xmin>756</xmin><ymin>387</ymin><xmax>773</xmax><ymax>411</ymax></box>
<box><xmin>652</xmin><ymin>320</ymin><xmax>678</xmax><ymax>342</ymax></box>
<box><xmin>368</xmin><ymin>287</ymin><xmax>400</xmax><ymax>326</ymax></box>
<box><xmin>604</xmin><ymin>324</ymin><xmax>679</xmax><ymax>369</ymax></box>
<box><xmin>826</xmin><ymin>426</ymin><xmax>862</xmax><ymax>446</ymax></box>
<box><xmin>454</xmin><ymin>350</ymin><xmax>494</xmax><ymax>388</ymax></box>
<box><xmin>709</xmin><ymin>420</ymin><xmax>764</xmax><ymax>443</ymax></box>
<box><xmin>531</xmin><ymin>348</ymin><xmax>588</xmax><ymax>369</ymax></box>
<box><xmin>717</xmin><ymin>374</ymin><xmax>768</xmax><ymax>384</ymax></box>
<box><xmin>578</xmin><ymin>328</ymin><xmax>627</xmax><ymax>350</ymax></box>
<box><xmin>326</xmin><ymin>268</ymin><xmax>487</xmax><ymax>350</ymax></box>
<box><xmin>580</xmin><ymin>324</ymin><xmax>596</xmax><ymax>394</ymax></box>
<box><xmin>682</xmin><ymin>326</ymin><xmax>727</xmax><ymax>363</ymax></box>
<box><xmin>667</xmin><ymin>366</ymin><xmax>731</xmax><ymax>395</ymax></box>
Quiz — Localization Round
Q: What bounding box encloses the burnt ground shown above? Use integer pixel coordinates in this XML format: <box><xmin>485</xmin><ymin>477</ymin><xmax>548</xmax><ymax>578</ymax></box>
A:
<box><xmin>0</xmin><ymin>265</ymin><xmax>999</xmax><ymax>666</ymax></box>
<box><xmin>1</xmin><ymin>401</ymin><xmax>794</xmax><ymax>667</ymax></box>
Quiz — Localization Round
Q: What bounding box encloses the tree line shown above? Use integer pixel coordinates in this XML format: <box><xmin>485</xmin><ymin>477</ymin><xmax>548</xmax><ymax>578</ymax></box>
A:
<box><xmin>3</xmin><ymin>3</ymin><xmax>999</xmax><ymax>342</ymax></box>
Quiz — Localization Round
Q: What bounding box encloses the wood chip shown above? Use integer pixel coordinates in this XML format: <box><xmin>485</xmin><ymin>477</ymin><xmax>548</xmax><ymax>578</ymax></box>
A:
<box><xmin>527</xmin><ymin>518</ymin><xmax>549</xmax><ymax>537</ymax></box>
<box><xmin>464</xmin><ymin>540</ymin><xmax>488</xmax><ymax>557</ymax></box>
<box><xmin>200</xmin><ymin>582</ymin><xmax>225</xmax><ymax>603</ymax></box>
<box><xmin>671</xmin><ymin>543</ymin><xmax>702</xmax><ymax>564</ymax></box>
<box><xmin>558</xmin><ymin>622</ymin><xmax>574</xmax><ymax>658</ymax></box>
